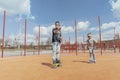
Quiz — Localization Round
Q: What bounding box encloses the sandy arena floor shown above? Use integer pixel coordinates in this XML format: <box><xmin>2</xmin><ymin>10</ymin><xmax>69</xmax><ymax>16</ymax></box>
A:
<box><xmin>0</xmin><ymin>53</ymin><xmax>120</xmax><ymax>80</ymax></box>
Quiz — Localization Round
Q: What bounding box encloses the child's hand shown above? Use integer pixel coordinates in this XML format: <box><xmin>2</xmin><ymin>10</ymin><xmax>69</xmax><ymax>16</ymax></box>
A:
<box><xmin>59</xmin><ymin>37</ymin><xmax>62</xmax><ymax>42</ymax></box>
<box><xmin>87</xmin><ymin>46</ymin><xmax>89</xmax><ymax>50</ymax></box>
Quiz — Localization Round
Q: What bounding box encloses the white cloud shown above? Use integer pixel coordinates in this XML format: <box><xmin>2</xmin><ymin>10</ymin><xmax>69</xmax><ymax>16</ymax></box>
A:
<box><xmin>61</xmin><ymin>26</ymin><xmax>74</xmax><ymax>33</ymax></box>
<box><xmin>33</xmin><ymin>25</ymin><xmax>74</xmax><ymax>36</ymax></box>
<box><xmin>9</xmin><ymin>35</ymin><xmax>15</xmax><ymax>40</ymax></box>
<box><xmin>92</xmin><ymin>21</ymin><xmax>120</xmax><ymax>41</ymax></box>
<box><xmin>77</xmin><ymin>21</ymin><xmax>120</xmax><ymax>33</ymax></box>
<box><xmin>110</xmin><ymin>0</ymin><xmax>120</xmax><ymax>18</ymax></box>
<box><xmin>33</xmin><ymin>25</ymin><xmax>54</xmax><ymax>43</ymax></box>
<box><xmin>0</xmin><ymin>0</ymin><xmax>34</xmax><ymax>20</ymax></box>
<box><xmin>102</xmin><ymin>29</ymin><xmax>114</xmax><ymax>40</ymax></box>
<box><xmin>101</xmin><ymin>21</ymin><xmax>120</xmax><ymax>30</ymax></box>
<box><xmin>33</xmin><ymin>24</ymin><xmax>75</xmax><ymax>43</ymax></box>
<box><xmin>33</xmin><ymin>21</ymin><xmax>90</xmax><ymax>43</ymax></box>
<box><xmin>33</xmin><ymin>26</ymin><xmax>50</xmax><ymax>37</ymax></box>
<box><xmin>77</xmin><ymin>21</ymin><xmax>90</xmax><ymax>31</ymax></box>
<box><xmin>32</xmin><ymin>21</ymin><xmax>120</xmax><ymax>43</ymax></box>
<box><xmin>77</xmin><ymin>36</ymin><xmax>84</xmax><ymax>43</ymax></box>
<box><xmin>89</xmin><ymin>27</ymin><xmax>97</xmax><ymax>31</ymax></box>
<box><xmin>6</xmin><ymin>33</ymin><xmax>37</xmax><ymax>45</ymax></box>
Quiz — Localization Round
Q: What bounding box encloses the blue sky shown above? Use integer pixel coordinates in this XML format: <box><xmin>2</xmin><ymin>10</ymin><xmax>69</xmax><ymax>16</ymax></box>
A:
<box><xmin>0</xmin><ymin>0</ymin><xmax>120</xmax><ymax>44</ymax></box>
<box><xmin>31</xmin><ymin>0</ymin><xmax>112</xmax><ymax>24</ymax></box>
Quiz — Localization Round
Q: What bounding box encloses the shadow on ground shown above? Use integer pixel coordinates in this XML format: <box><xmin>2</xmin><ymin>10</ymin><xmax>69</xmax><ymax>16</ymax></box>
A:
<box><xmin>41</xmin><ymin>62</ymin><xmax>55</xmax><ymax>69</ymax></box>
<box><xmin>72</xmin><ymin>60</ymin><xmax>89</xmax><ymax>64</ymax></box>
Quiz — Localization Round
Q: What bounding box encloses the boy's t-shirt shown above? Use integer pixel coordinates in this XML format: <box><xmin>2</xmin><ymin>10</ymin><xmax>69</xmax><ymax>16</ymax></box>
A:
<box><xmin>52</xmin><ymin>28</ymin><xmax>62</xmax><ymax>43</ymax></box>
<box><xmin>87</xmin><ymin>38</ymin><xmax>96</xmax><ymax>49</ymax></box>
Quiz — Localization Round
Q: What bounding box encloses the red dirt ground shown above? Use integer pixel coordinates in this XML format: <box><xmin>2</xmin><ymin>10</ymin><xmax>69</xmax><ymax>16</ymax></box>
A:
<box><xmin>0</xmin><ymin>53</ymin><xmax>120</xmax><ymax>80</ymax></box>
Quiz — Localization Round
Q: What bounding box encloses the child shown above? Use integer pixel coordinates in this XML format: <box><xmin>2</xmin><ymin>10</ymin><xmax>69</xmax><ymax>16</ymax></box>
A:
<box><xmin>52</xmin><ymin>21</ymin><xmax>62</xmax><ymax>68</ymax></box>
<box><xmin>87</xmin><ymin>33</ymin><xmax>96</xmax><ymax>63</ymax></box>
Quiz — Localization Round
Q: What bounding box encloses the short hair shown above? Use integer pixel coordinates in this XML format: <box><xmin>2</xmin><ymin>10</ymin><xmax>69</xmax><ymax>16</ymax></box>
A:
<box><xmin>87</xmin><ymin>33</ymin><xmax>92</xmax><ymax>37</ymax></box>
<box><xmin>55</xmin><ymin>21</ymin><xmax>60</xmax><ymax>24</ymax></box>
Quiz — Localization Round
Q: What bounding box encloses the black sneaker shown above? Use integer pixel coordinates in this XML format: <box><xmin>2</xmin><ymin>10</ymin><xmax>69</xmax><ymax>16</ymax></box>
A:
<box><xmin>89</xmin><ymin>60</ymin><xmax>94</xmax><ymax>64</ymax></box>
<box><xmin>93</xmin><ymin>61</ymin><xmax>96</xmax><ymax>63</ymax></box>
<box><xmin>57</xmin><ymin>63</ymin><xmax>62</xmax><ymax>67</ymax></box>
